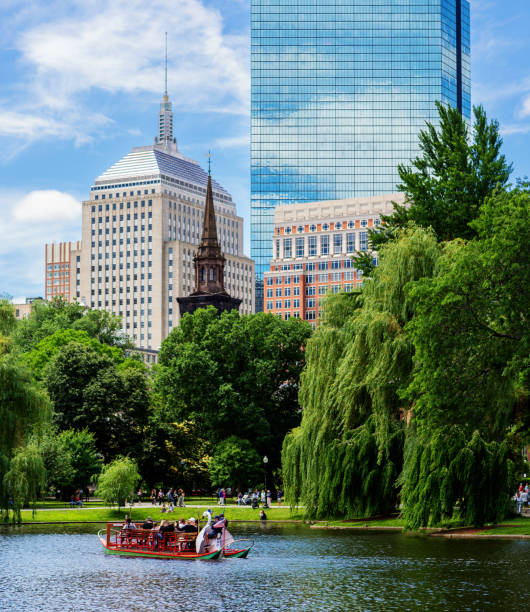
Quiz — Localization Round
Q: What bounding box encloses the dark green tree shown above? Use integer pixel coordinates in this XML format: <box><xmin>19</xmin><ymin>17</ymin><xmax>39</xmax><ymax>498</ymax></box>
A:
<box><xmin>156</xmin><ymin>309</ymin><xmax>312</xmax><ymax>475</ymax></box>
<box><xmin>209</xmin><ymin>436</ymin><xmax>262</xmax><ymax>490</ymax></box>
<box><xmin>43</xmin><ymin>343</ymin><xmax>151</xmax><ymax>461</ymax></box>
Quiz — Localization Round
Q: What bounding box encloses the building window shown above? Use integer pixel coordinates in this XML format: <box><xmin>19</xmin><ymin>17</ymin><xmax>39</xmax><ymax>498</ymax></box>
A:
<box><xmin>359</xmin><ymin>231</ymin><xmax>368</xmax><ymax>251</ymax></box>
<box><xmin>275</xmin><ymin>300</ymin><xmax>282</xmax><ymax>309</ymax></box>
<box><xmin>275</xmin><ymin>288</ymin><xmax>282</xmax><ymax>297</ymax></box>
<box><xmin>361</xmin><ymin>219</ymin><xmax>368</xmax><ymax>228</ymax></box>
<box><xmin>295</xmin><ymin>237</ymin><xmax>304</xmax><ymax>258</ymax></box>
<box><xmin>284</xmin><ymin>238</ymin><xmax>292</xmax><ymax>258</ymax></box>
<box><xmin>267</xmin><ymin>301</ymin><xmax>273</xmax><ymax>310</ymax></box>
<box><xmin>293</xmin><ymin>287</ymin><xmax>300</xmax><ymax>296</ymax></box>
<box><xmin>308</xmin><ymin>236</ymin><xmax>317</xmax><ymax>257</ymax></box>
<box><xmin>275</xmin><ymin>239</ymin><xmax>280</xmax><ymax>259</ymax></box>
<box><xmin>306</xmin><ymin>311</ymin><xmax>316</xmax><ymax>320</ymax></box>
<box><xmin>346</xmin><ymin>233</ymin><xmax>355</xmax><ymax>253</ymax></box>
<box><xmin>321</xmin><ymin>235</ymin><xmax>329</xmax><ymax>256</ymax></box>
<box><xmin>333</xmin><ymin>234</ymin><xmax>342</xmax><ymax>254</ymax></box>
<box><xmin>293</xmin><ymin>299</ymin><xmax>300</xmax><ymax>308</ymax></box>
<box><xmin>284</xmin><ymin>299</ymin><xmax>291</xmax><ymax>308</ymax></box>
<box><xmin>305</xmin><ymin>286</ymin><xmax>315</xmax><ymax>296</ymax></box>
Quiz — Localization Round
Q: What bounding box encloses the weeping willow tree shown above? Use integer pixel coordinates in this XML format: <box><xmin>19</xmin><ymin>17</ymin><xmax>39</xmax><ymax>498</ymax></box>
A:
<box><xmin>0</xmin><ymin>356</ymin><xmax>51</xmax><ymax>522</ymax></box>
<box><xmin>282</xmin><ymin>226</ymin><xmax>441</xmax><ymax>518</ymax></box>
<box><xmin>400</xmin><ymin>186</ymin><xmax>529</xmax><ymax>527</ymax></box>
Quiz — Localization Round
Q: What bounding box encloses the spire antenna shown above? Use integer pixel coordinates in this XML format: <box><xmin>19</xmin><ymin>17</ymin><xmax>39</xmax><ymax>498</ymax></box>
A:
<box><xmin>207</xmin><ymin>150</ymin><xmax>211</xmax><ymax>176</ymax></box>
<box><xmin>164</xmin><ymin>32</ymin><xmax>168</xmax><ymax>98</ymax></box>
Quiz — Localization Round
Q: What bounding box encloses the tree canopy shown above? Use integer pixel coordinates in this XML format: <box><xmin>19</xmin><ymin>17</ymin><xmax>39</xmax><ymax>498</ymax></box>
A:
<box><xmin>156</xmin><ymin>308</ymin><xmax>312</xmax><ymax>479</ymax></box>
<box><xmin>282</xmin><ymin>227</ymin><xmax>440</xmax><ymax>518</ymax></box>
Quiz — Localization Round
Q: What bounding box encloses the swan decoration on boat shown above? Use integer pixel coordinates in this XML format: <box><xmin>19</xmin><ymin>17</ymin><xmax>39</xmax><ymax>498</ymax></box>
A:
<box><xmin>196</xmin><ymin>509</ymin><xmax>236</xmax><ymax>555</ymax></box>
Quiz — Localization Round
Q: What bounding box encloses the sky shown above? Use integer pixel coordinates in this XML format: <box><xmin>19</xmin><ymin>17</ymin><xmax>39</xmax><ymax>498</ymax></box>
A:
<box><xmin>0</xmin><ymin>0</ymin><xmax>529</xmax><ymax>301</ymax></box>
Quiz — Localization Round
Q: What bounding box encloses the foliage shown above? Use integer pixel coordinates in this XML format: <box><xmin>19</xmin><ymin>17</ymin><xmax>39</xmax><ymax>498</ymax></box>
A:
<box><xmin>12</xmin><ymin>297</ymin><xmax>130</xmax><ymax>353</ymax></box>
<box><xmin>43</xmin><ymin>343</ymin><xmax>151</xmax><ymax>461</ymax></box>
<box><xmin>95</xmin><ymin>456</ymin><xmax>140</xmax><ymax>509</ymax></box>
<box><xmin>282</xmin><ymin>227</ymin><xmax>440</xmax><ymax>518</ymax></box>
<box><xmin>3</xmin><ymin>443</ymin><xmax>46</xmax><ymax>522</ymax></box>
<box><xmin>37</xmin><ymin>427</ymin><xmax>102</xmax><ymax>496</ymax></box>
<box><xmin>156</xmin><ymin>309</ymin><xmax>312</xmax><ymax>475</ymax></box>
<box><xmin>25</xmin><ymin>328</ymin><xmax>123</xmax><ymax>379</ymax></box>
<box><xmin>400</xmin><ymin>185</ymin><xmax>530</xmax><ymax>526</ymax></box>
<box><xmin>0</xmin><ymin>355</ymin><xmax>51</xmax><ymax>518</ymax></box>
<box><xmin>208</xmin><ymin>436</ymin><xmax>262</xmax><ymax>490</ymax></box>
<box><xmin>399</xmin><ymin>427</ymin><xmax>513</xmax><ymax>529</ymax></box>
<box><xmin>367</xmin><ymin>102</ymin><xmax>511</xmax><ymax>251</ymax></box>
<box><xmin>0</xmin><ymin>299</ymin><xmax>16</xmax><ymax>337</ymax></box>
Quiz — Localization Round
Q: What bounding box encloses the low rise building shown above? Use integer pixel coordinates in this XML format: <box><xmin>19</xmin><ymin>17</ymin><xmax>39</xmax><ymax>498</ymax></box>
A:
<box><xmin>263</xmin><ymin>194</ymin><xmax>405</xmax><ymax>327</ymax></box>
<box><xmin>45</xmin><ymin>242</ymin><xmax>81</xmax><ymax>302</ymax></box>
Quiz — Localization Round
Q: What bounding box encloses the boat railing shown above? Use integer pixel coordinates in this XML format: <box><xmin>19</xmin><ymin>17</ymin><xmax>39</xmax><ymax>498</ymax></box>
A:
<box><xmin>102</xmin><ymin>523</ymin><xmax>198</xmax><ymax>553</ymax></box>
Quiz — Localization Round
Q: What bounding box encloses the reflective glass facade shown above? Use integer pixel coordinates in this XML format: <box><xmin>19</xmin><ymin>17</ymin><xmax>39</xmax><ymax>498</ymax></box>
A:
<box><xmin>251</xmin><ymin>0</ymin><xmax>471</xmax><ymax>304</ymax></box>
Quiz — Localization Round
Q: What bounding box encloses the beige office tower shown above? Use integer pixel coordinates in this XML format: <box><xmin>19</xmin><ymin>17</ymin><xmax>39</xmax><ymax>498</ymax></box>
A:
<box><xmin>71</xmin><ymin>92</ymin><xmax>254</xmax><ymax>351</ymax></box>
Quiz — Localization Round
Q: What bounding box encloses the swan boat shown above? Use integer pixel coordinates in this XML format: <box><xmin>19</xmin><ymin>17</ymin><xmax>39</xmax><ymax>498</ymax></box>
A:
<box><xmin>98</xmin><ymin>512</ymin><xmax>252</xmax><ymax>560</ymax></box>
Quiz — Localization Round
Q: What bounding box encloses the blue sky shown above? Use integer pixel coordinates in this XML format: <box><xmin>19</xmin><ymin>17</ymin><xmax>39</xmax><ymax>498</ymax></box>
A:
<box><xmin>0</xmin><ymin>0</ymin><xmax>529</xmax><ymax>300</ymax></box>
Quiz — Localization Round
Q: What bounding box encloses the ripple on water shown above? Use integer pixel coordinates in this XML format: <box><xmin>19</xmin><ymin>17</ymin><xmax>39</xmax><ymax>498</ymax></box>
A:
<box><xmin>0</xmin><ymin>525</ymin><xmax>528</xmax><ymax>611</ymax></box>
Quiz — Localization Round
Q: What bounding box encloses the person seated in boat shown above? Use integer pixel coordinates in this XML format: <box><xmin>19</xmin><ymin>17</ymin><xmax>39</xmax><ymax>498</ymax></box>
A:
<box><xmin>122</xmin><ymin>516</ymin><xmax>137</xmax><ymax>530</ymax></box>
<box><xmin>141</xmin><ymin>516</ymin><xmax>153</xmax><ymax>530</ymax></box>
<box><xmin>180</xmin><ymin>518</ymin><xmax>198</xmax><ymax>533</ymax></box>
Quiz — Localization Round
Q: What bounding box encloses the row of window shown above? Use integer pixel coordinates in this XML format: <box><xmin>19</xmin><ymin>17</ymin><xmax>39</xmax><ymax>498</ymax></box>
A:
<box><xmin>275</xmin><ymin>232</ymin><xmax>368</xmax><ymax>258</ymax></box>
<box><xmin>94</xmin><ymin>190</ymin><xmax>156</xmax><ymax>201</ymax></box>
<box><xmin>279</xmin><ymin>219</ymin><xmax>375</xmax><ymax>234</ymax></box>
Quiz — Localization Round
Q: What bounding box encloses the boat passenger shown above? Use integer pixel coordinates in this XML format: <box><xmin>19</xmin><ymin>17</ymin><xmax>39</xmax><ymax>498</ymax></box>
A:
<box><xmin>142</xmin><ymin>516</ymin><xmax>153</xmax><ymax>530</ymax></box>
<box><xmin>123</xmin><ymin>517</ymin><xmax>137</xmax><ymax>530</ymax></box>
<box><xmin>181</xmin><ymin>518</ymin><xmax>198</xmax><ymax>533</ymax></box>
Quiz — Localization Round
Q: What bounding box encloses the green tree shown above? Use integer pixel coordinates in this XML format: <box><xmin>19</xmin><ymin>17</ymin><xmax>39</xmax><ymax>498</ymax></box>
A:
<box><xmin>25</xmin><ymin>328</ymin><xmax>123</xmax><ymax>379</ymax></box>
<box><xmin>12</xmin><ymin>297</ymin><xmax>130</xmax><ymax>353</ymax></box>
<box><xmin>400</xmin><ymin>185</ymin><xmax>530</xmax><ymax>527</ymax></box>
<box><xmin>156</xmin><ymin>309</ymin><xmax>311</xmax><ymax>475</ymax></box>
<box><xmin>37</xmin><ymin>428</ymin><xmax>102</xmax><ymax>497</ymax></box>
<box><xmin>209</xmin><ymin>436</ymin><xmax>262</xmax><ymax>490</ymax></box>
<box><xmin>43</xmin><ymin>343</ymin><xmax>151</xmax><ymax>461</ymax></box>
<box><xmin>282</xmin><ymin>227</ymin><xmax>441</xmax><ymax>518</ymax></box>
<box><xmin>362</xmin><ymin>103</ymin><xmax>511</xmax><ymax>256</ymax></box>
<box><xmin>0</xmin><ymin>355</ymin><xmax>51</xmax><ymax>519</ymax></box>
<box><xmin>95</xmin><ymin>456</ymin><xmax>140</xmax><ymax>509</ymax></box>
<box><xmin>3</xmin><ymin>443</ymin><xmax>46</xmax><ymax>522</ymax></box>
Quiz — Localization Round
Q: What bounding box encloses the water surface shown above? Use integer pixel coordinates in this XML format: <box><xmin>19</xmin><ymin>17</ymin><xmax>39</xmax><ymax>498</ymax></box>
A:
<box><xmin>0</xmin><ymin>524</ymin><xmax>528</xmax><ymax>611</ymax></box>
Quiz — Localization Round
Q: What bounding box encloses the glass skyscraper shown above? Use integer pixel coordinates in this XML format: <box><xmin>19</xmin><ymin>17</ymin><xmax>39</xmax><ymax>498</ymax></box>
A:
<box><xmin>251</xmin><ymin>0</ymin><xmax>470</xmax><ymax>308</ymax></box>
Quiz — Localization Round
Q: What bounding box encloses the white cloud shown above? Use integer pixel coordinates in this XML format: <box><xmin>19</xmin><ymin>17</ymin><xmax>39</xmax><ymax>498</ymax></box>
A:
<box><xmin>0</xmin><ymin>0</ymin><xmax>249</xmax><ymax>152</ymax></box>
<box><xmin>14</xmin><ymin>190</ymin><xmax>80</xmax><ymax>223</ymax></box>
<box><xmin>0</xmin><ymin>189</ymin><xmax>81</xmax><ymax>297</ymax></box>
<box><xmin>518</xmin><ymin>95</ymin><xmax>530</xmax><ymax>119</ymax></box>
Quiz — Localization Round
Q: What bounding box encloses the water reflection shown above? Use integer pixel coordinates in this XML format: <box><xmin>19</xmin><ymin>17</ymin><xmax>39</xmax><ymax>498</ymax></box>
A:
<box><xmin>0</xmin><ymin>524</ymin><xmax>528</xmax><ymax>611</ymax></box>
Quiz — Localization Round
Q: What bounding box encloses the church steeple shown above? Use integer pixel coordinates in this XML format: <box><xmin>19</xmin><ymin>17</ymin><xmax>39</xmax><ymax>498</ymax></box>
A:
<box><xmin>176</xmin><ymin>158</ymin><xmax>242</xmax><ymax>317</ymax></box>
<box><xmin>192</xmin><ymin>172</ymin><xmax>226</xmax><ymax>295</ymax></box>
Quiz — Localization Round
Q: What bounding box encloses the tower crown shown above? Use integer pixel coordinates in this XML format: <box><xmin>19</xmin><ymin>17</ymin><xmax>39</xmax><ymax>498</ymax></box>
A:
<box><xmin>157</xmin><ymin>33</ymin><xmax>176</xmax><ymax>149</ymax></box>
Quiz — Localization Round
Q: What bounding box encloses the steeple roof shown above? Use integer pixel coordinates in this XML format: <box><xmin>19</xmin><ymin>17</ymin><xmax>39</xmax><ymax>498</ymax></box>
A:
<box><xmin>198</xmin><ymin>174</ymin><xmax>222</xmax><ymax>258</ymax></box>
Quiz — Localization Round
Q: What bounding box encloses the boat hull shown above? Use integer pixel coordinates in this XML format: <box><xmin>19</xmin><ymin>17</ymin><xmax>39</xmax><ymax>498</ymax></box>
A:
<box><xmin>99</xmin><ymin>537</ymin><xmax>221</xmax><ymax>560</ymax></box>
<box><xmin>223</xmin><ymin>547</ymin><xmax>250</xmax><ymax>559</ymax></box>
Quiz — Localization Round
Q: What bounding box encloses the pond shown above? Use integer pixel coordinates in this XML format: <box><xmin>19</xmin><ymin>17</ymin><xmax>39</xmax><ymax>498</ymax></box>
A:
<box><xmin>0</xmin><ymin>523</ymin><xmax>528</xmax><ymax>611</ymax></box>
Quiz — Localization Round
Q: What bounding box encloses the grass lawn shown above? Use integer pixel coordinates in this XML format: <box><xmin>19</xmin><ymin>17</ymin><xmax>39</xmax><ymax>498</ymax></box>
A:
<box><xmin>313</xmin><ymin>517</ymin><xmax>405</xmax><ymax>529</ymax></box>
<box><xmin>477</xmin><ymin>517</ymin><xmax>530</xmax><ymax>535</ymax></box>
<box><xmin>19</xmin><ymin>505</ymin><xmax>303</xmax><ymax>523</ymax></box>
